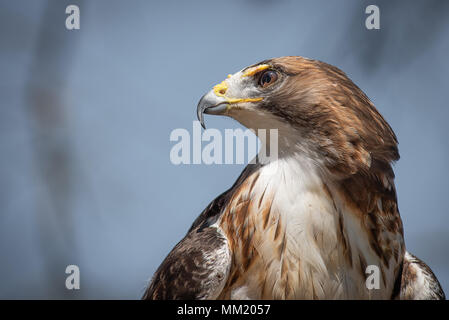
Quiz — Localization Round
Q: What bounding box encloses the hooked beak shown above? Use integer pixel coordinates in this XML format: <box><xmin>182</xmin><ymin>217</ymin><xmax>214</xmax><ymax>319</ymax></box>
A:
<box><xmin>196</xmin><ymin>90</ymin><xmax>229</xmax><ymax>129</ymax></box>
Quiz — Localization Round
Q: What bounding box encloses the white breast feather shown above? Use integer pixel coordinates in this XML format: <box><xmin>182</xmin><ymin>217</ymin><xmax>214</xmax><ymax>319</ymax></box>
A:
<box><xmin>230</xmin><ymin>153</ymin><xmax>391</xmax><ymax>299</ymax></box>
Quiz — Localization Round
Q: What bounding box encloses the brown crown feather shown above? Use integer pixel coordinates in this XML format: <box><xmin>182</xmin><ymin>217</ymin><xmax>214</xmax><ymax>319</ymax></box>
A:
<box><xmin>259</xmin><ymin>56</ymin><xmax>399</xmax><ymax>179</ymax></box>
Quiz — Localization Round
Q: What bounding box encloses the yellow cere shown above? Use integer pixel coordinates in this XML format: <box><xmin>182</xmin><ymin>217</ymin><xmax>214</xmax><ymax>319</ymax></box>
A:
<box><xmin>242</xmin><ymin>64</ymin><xmax>270</xmax><ymax>77</ymax></box>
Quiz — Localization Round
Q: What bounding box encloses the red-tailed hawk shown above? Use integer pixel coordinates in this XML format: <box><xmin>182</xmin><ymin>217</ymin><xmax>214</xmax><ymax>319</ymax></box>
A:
<box><xmin>143</xmin><ymin>56</ymin><xmax>445</xmax><ymax>300</ymax></box>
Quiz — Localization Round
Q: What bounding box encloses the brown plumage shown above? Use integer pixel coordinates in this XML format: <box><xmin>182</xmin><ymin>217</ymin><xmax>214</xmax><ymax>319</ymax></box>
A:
<box><xmin>144</xmin><ymin>56</ymin><xmax>445</xmax><ymax>300</ymax></box>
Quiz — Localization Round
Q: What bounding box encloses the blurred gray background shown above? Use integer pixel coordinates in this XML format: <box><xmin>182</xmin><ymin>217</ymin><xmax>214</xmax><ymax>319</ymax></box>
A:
<box><xmin>0</xmin><ymin>0</ymin><xmax>448</xmax><ymax>299</ymax></box>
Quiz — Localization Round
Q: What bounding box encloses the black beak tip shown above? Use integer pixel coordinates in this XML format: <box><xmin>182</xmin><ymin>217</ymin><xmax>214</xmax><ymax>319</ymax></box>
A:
<box><xmin>197</xmin><ymin>94</ymin><xmax>207</xmax><ymax>129</ymax></box>
<box><xmin>197</xmin><ymin>107</ymin><xmax>206</xmax><ymax>130</ymax></box>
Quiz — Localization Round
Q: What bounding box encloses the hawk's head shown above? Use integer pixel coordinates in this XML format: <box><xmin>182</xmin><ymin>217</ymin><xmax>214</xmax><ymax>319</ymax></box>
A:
<box><xmin>197</xmin><ymin>56</ymin><xmax>399</xmax><ymax>177</ymax></box>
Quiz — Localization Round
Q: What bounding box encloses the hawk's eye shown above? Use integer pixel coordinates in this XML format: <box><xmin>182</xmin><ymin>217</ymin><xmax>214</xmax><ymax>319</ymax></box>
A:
<box><xmin>258</xmin><ymin>70</ymin><xmax>278</xmax><ymax>88</ymax></box>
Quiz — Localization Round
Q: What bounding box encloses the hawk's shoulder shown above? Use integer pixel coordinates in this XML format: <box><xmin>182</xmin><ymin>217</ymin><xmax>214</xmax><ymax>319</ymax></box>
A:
<box><xmin>399</xmin><ymin>251</ymin><xmax>445</xmax><ymax>300</ymax></box>
<box><xmin>143</xmin><ymin>224</ymin><xmax>231</xmax><ymax>300</ymax></box>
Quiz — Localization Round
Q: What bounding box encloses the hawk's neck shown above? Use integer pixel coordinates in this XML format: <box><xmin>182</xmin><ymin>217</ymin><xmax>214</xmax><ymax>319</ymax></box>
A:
<box><xmin>217</xmin><ymin>153</ymin><xmax>404</xmax><ymax>299</ymax></box>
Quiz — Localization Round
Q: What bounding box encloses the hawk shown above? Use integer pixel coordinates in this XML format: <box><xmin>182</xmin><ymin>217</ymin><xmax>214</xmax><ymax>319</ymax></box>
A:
<box><xmin>144</xmin><ymin>56</ymin><xmax>445</xmax><ymax>300</ymax></box>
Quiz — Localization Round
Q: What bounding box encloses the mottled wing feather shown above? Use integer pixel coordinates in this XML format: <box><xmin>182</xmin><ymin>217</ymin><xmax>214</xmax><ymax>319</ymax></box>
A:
<box><xmin>143</xmin><ymin>165</ymin><xmax>257</xmax><ymax>300</ymax></box>
<box><xmin>143</xmin><ymin>225</ymin><xmax>231</xmax><ymax>300</ymax></box>
<box><xmin>400</xmin><ymin>251</ymin><xmax>445</xmax><ymax>300</ymax></box>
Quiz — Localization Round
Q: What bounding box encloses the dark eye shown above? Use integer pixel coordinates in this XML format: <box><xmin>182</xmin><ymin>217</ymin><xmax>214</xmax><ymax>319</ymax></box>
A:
<box><xmin>259</xmin><ymin>70</ymin><xmax>278</xmax><ymax>88</ymax></box>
